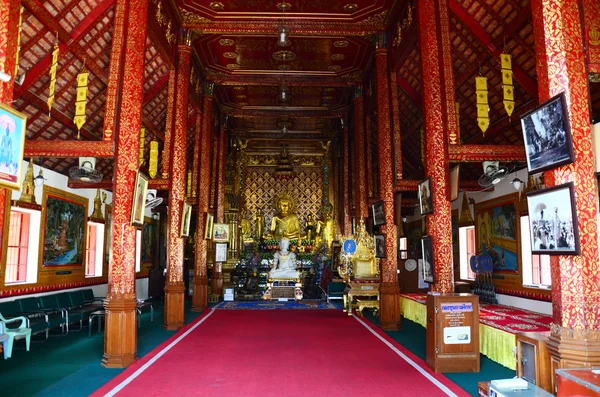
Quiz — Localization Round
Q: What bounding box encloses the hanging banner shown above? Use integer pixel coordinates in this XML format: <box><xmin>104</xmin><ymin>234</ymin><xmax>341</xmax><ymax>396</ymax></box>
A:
<box><xmin>501</xmin><ymin>54</ymin><xmax>515</xmax><ymax>117</ymax></box>
<box><xmin>476</xmin><ymin>76</ymin><xmax>489</xmax><ymax>134</ymax></box>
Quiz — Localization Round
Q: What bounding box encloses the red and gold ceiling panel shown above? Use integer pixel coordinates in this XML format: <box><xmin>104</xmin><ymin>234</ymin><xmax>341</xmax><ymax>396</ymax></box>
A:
<box><xmin>177</xmin><ymin>0</ymin><xmax>390</xmax><ymax>21</ymax></box>
<box><xmin>195</xmin><ymin>35</ymin><xmax>372</xmax><ymax>76</ymax></box>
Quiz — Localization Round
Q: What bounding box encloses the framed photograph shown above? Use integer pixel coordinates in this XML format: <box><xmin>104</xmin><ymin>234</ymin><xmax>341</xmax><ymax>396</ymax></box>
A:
<box><xmin>215</xmin><ymin>242</ymin><xmax>228</xmax><ymax>262</ymax></box>
<box><xmin>418</xmin><ymin>177</ymin><xmax>434</xmax><ymax>215</ymax></box>
<box><xmin>371</xmin><ymin>200</ymin><xmax>386</xmax><ymax>226</ymax></box>
<box><xmin>204</xmin><ymin>213</ymin><xmax>214</xmax><ymax>240</ymax></box>
<box><xmin>0</xmin><ymin>104</ymin><xmax>27</xmax><ymax>190</ymax></box>
<box><xmin>526</xmin><ymin>182</ymin><xmax>580</xmax><ymax>255</ymax></box>
<box><xmin>131</xmin><ymin>171</ymin><xmax>149</xmax><ymax>227</ymax></box>
<box><xmin>40</xmin><ymin>186</ymin><xmax>88</xmax><ymax>268</ymax></box>
<box><xmin>180</xmin><ymin>202</ymin><xmax>192</xmax><ymax>237</ymax></box>
<box><xmin>520</xmin><ymin>92</ymin><xmax>574</xmax><ymax>174</ymax></box>
<box><xmin>213</xmin><ymin>223</ymin><xmax>229</xmax><ymax>242</ymax></box>
<box><xmin>374</xmin><ymin>234</ymin><xmax>386</xmax><ymax>258</ymax></box>
<box><xmin>450</xmin><ymin>165</ymin><xmax>460</xmax><ymax>202</ymax></box>
<box><xmin>421</xmin><ymin>235</ymin><xmax>434</xmax><ymax>283</ymax></box>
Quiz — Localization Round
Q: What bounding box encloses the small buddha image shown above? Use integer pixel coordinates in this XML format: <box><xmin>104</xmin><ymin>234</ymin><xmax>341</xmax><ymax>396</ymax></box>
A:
<box><xmin>239</xmin><ymin>207</ymin><xmax>253</xmax><ymax>243</ymax></box>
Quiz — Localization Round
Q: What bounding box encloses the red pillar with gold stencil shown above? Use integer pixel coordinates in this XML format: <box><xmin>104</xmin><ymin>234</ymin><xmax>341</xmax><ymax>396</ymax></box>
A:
<box><xmin>192</xmin><ymin>81</ymin><xmax>213</xmax><ymax>311</ymax></box>
<box><xmin>531</xmin><ymin>0</ymin><xmax>600</xmax><ymax>373</ymax></box>
<box><xmin>102</xmin><ymin>0</ymin><xmax>148</xmax><ymax>368</ymax></box>
<box><xmin>374</xmin><ymin>34</ymin><xmax>401</xmax><ymax>331</ymax></box>
<box><xmin>417</xmin><ymin>0</ymin><xmax>455</xmax><ymax>294</ymax></box>
<box><xmin>0</xmin><ymin>0</ymin><xmax>22</xmax><ymax>277</ymax></box>
<box><xmin>164</xmin><ymin>34</ymin><xmax>192</xmax><ymax>330</ymax></box>
<box><xmin>353</xmin><ymin>84</ymin><xmax>369</xmax><ymax>221</ymax></box>
<box><xmin>341</xmin><ymin>123</ymin><xmax>351</xmax><ymax>235</ymax></box>
<box><xmin>210</xmin><ymin>124</ymin><xmax>227</xmax><ymax>299</ymax></box>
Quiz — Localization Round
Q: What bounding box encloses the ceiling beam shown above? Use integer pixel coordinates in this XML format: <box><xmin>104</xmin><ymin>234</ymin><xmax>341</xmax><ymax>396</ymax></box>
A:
<box><xmin>392</xmin><ymin>22</ymin><xmax>418</xmax><ymax>72</ymax></box>
<box><xmin>222</xmin><ymin>108</ymin><xmax>347</xmax><ymax>119</ymax></box>
<box><xmin>207</xmin><ymin>74</ymin><xmax>357</xmax><ymax>87</ymax></box>
<box><xmin>395</xmin><ymin>179</ymin><xmax>484</xmax><ymax>191</ymax></box>
<box><xmin>396</xmin><ymin>72</ymin><xmax>422</xmax><ymax>106</ymax></box>
<box><xmin>448</xmin><ymin>0</ymin><xmax>538</xmax><ymax>99</ymax></box>
<box><xmin>449</xmin><ymin>144</ymin><xmax>525</xmax><ymax>162</ymax></box>
<box><xmin>25</xmin><ymin>140</ymin><xmax>114</xmax><ymax>158</ymax></box>
<box><xmin>17</xmin><ymin>0</ymin><xmax>115</xmax><ymax>97</ymax></box>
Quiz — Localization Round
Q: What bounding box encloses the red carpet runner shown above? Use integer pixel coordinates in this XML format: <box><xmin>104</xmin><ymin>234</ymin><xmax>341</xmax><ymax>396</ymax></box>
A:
<box><xmin>93</xmin><ymin>309</ymin><xmax>469</xmax><ymax>397</ymax></box>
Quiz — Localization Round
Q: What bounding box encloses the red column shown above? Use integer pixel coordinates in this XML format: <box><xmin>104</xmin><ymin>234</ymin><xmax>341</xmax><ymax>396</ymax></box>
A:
<box><xmin>211</xmin><ymin>125</ymin><xmax>227</xmax><ymax>299</ymax></box>
<box><xmin>365</xmin><ymin>114</ymin><xmax>374</xmax><ymax>198</ymax></box>
<box><xmin>192</xmin><ymin>81</ymin><xmax>213</xmax><ymax>311</ymax></box>
<box><xmin>582</xmin><ymin>0</ymin><xmax>600</xmax><ymax>74</ymax></box>
<box><xmin>417</xmin><ymin>0</ymin><xmax>455</xmax><ymax>294</ymax></box>
<box><xmin>161</xmin><ymin>70</ymin><xmax>176</xmax><ymax>179</ymax></box>
<box><xmin>389</xmin><ymin>72</ymin><xmax>403</xmax><ymax>181</ymax></box>
<box><xmin>374</xmin><ymin>36</ymin><xmax>401</xmax><ymax>331</ymax></box>
<box><xmin>102</xmin><ymin>0</ymin><xmax>148</xmax><ymax>368</ymax></box>
<box><xmin>164</xmin><ymin>35</ymin><xmax>192</xmax><ymax>330</ymax></box>
<box><xmin>0</xmin><ymin>0</ymin><xmax>21</xmax><ymax>271</ymax></box>
<box><xmin>353</xmin><ymin>84</ymin><xmax>368</xmax><ymax>220</ymax></box>
<box><xmin>191</xmin><ymin>103</ymin><xmax>202</xmax><ymax>197</ymax></box>
<box><xmin>532</xmin><ymin>0</ymin><xmax>600</xmax><ymax>370</ymax></box>
<box><xmin>341</xmin><ymin>124</ymin><xmax>351</xmax><ymax>235</ymax></box>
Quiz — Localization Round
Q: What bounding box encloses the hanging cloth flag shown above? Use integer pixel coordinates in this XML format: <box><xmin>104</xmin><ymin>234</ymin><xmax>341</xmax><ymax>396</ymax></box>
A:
<box><xmin>476</xmin><ymin>76</ymin><xmax>489</xmax><ymax>134</ymax></box>
<box><xmin>73</xmin><ymin>66</ymin><xmax>88</xmax><ymax>138</ymax></box>
<box><xmin>186</xmin><ymin>170</ymin><xmax>192</xmax><ymax>197</ymax></box>
<box><xmin>138</xmin><ymin>127</ymin><xmax>146</xmax><ymax>166</ymax></box>
<box><xmin>501</xmin><ymin>53</ymin><xmax>514</xmax><ymax>118</ymax></box>
<box><xmin>149</xmin><ymin>140</ymin><xmax>159</xmax><ymax>178</ymax></box>
<box><xmin>14</xmin><ymin>7</ymin><xmax>24</xmax><ymax>77</ymax></box>
<box><xmin>455</xmin><ymin>102</ymin><xmax>460</xmax><ymax>143</ymax></box>
<box><xmin>47</xmin><ymin>37</ymin><xmax>59</xmax><ymax>116</ymax></box>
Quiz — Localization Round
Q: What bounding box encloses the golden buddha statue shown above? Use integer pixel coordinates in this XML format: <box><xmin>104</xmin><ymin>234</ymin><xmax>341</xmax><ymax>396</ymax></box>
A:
<box><xmin>316</xmin><ymin>202</ymin><xmax>335</xmax><ymax>250</ymax></box>
<box><xmin>239</xmin><ymin>207</ymin><xmax>253</xmax><ymax>243</ymax></box>
<box><xmin>269</xmin><ymin>193</ymin><xmax>301</xmax><ymax>241</ymax></box>
<box><xmin>255</xmin><ymin>208</ymin><xmax>266</xmax><ymax>241</ymax></box>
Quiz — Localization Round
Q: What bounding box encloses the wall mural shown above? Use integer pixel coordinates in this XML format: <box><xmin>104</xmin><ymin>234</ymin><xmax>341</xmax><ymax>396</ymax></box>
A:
<box><xmin>243</xmin><ymin>167</ymin><xmax>323</xmax><ymax>238</ymax></box>
<box><xmin>41</xmin><ymin>186</ymin><xmax>88</xmax><ymax>267</ymax></box>
<box><xmin>475</xmin><ymin>196</ymin><xmax>519</xmax><ymax>273</ymax></box>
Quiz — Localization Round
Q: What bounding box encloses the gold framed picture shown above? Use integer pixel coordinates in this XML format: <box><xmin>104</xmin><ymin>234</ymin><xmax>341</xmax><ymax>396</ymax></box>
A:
<box><xmin>131</xmin><ymin>171</ymin><xmax>149</xmax><ymax>227</ymax></box>
<box><xmin>0</xmin><ymin>104</ymin><xmax>27</xmax><ymax>190</ymax></box>
<box><xmin>180</xmin><ymin>202</ymin><xmax>192</xmax><ymax>237</ymax></box>
<box><xmin>213</xmin><ymin>223</ymin><xmax>229</xmax><ymax>242</ymax></box>
<box><xmin>204</xmin><ymin>213</ymin><xmax>214</xmax><ymax>240</ymax></box>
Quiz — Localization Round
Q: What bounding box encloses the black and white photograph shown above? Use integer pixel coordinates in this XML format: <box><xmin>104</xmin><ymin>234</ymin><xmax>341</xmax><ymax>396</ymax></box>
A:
<box><xmin>374</xmin><ymin>234</ymin><xmax>386</xmax><ymax>258</ymax></box>
<box><xmin>520</xmin><ymin>92</ymin><xmax>574</xmax><ymax>174</ymax></box>
<box><xmin>372</xmin><ymin>200</ymin><xmax>386</xmax><ymax>226</ymax></box>
<box><xmin>418</xmin><ymin>177</ymin><xmax>434</xmax><ymax>215</ymax></box>
<box><xmin>526</xmin><ymin>182</ymin><xmax>580</xmax><ymax>255</ymax></box>
<box><xmin>421</xmin><ymin>236</ymin><xmax>434</xmax><ymax>283</ymax></box>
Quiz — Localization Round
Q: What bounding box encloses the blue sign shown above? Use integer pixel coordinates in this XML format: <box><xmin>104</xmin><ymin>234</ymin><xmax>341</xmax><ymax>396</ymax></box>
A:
<box><xmin>343</xmin><ymin>239</ymin><xmax>357</xmax><ymax>254</ymax></box>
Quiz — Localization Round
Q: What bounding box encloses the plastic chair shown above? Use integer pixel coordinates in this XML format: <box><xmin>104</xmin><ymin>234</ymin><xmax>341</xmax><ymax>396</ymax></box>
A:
<box><xmin>0</xmin><ymin>322</ymin><xmax>8</xmax><ymax>359</ymax></box>
<box><xmin>0</xmin><ymin>313</ymin><xmax>32</xmax><ymax>359</ymax></box>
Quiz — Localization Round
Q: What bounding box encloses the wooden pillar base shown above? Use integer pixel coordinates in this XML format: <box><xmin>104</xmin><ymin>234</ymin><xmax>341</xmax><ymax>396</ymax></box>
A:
<box><xmin>379</xmin><ymin>283</ymin><xmax>402</xmax><ymax>331</ymax></box>
<box><xmin>211</xmin><ymin>264</ymin><xmax>224</xmax><ymax>299</ymax></box>
<box><xmin>191</xmin><ymin>275</ymin><xmax>208</xmax><ymax>312</ymax></box>
<box><xmin>102</xmin><ymin>295</ymin><xmax>138</xmax><ymax>368</ymax></box>
<box><xmin>164</xmin><ymin>282</ymin><xmax>185</xmax><ymax>330</ymax></box>
<box><xmin>547</xmin><ymin>326</ymin><xmax>600</xmax><ymax>391</ymax></box>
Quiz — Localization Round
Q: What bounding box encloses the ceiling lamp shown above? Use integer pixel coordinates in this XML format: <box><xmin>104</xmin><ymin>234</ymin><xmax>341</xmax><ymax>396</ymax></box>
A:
<box><xmin>277</xmin><ymin>3</ymin><xmax>291</xmax><ymax>47</ymax></box>
<box><xmin>274</xmin><ymin>145</ymin><xmax>295</xmax><ymax>180</ymax></box>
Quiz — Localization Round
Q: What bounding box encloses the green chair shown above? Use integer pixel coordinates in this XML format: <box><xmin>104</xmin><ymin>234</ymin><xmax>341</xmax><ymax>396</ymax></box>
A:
<box><xmin>0</xmin><ymin>313</ymin><xmax>31</xmax><ymax>359</ymax></box>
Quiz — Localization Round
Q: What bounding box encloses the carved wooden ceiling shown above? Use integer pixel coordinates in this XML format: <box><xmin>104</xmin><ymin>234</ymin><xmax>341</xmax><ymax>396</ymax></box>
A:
<box><xmin>11</xmin><ymin>0</ymin><xmax>600</xmax><ymax>197</ymax></box>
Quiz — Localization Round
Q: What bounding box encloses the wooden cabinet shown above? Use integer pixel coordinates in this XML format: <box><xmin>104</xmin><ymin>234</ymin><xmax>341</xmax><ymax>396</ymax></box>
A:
<box><xmin>426</xmin><ymin>293</ymin><xmax>480</xmax><ymax>373</ymax></box>
<box><xmin>516</xmin><ymin>331</ymin><xmax>552</xmax><ymax>393</ymax></box>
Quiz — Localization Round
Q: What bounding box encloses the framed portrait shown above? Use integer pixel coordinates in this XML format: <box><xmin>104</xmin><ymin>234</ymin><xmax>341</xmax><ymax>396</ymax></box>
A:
<box><xmin>213</xmin><ymin>223</ymin><xmax>229</xmax><ymax>242</ymax></box>
<box><xmin>180</xmin><ymin>202</ymin><xmax>192</xmax><ymax>237</ymax></box>
<box><xmin>418</xmin><ymin>177</ymin><xmax>434</xmax><ymax>215</ymax></box>
<box><xmin>371</xmin><ymin>200</ymin><xmax>386</xmax><ymax>226</ymax></box>
<box><xmin>450</xmin><ymin>165</ymin><xmax>460</xmax><ymax>202</ymax></box>
<box><xmin>520</xmin><ymin>92</ymin><xmax>574</xmax><ymax>174</ymax></box>
<box><xmin>421</xmin><ymin>236</ymin><xmax>434</xmax><ymax>283</ymax></box>
<box><xmin>131</xmin><ymin>171</ymin><xmax>149</xmax><ymax>227</ymax></box>
<box><xmin>204</xmin><ymin>213</ymin><xmax>214</xmax><ymax>240</ymax></box>
<box><xmin>215</xmin><ymin>242</ymin><xmax>228</xmax><ymax>262</ymax></box>
<box><xmin>40</xmin><ymin>186</ymin><xmax>88</xmax><ymax>268</ymax></box>
<box><xmin>526</xmin><ymin>182</ymin><xmax>580</xmax><ymax>255</ymax></box>
<box><xmin>0</xmin><ymin>104</ymin><xmax>27</xmax><ymax>190</ymax></box>
<box><xmin>374</xmin><ymin>234</ymin><xmax>386</xmax><ymax>258</ymax></box>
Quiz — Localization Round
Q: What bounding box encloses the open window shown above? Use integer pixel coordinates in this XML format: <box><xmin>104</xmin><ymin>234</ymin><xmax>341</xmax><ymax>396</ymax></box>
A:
<box><xmin>459</xmin><ymin>226</ymin><xmax>476</xmax><ymax>280</ymax></box>
<box><xmin>86</xmin><ymin>221</ymin><xmax>105</xmax><ymax>277</ymax></box>
<box><xmin>5</xmin><ymin>207</ymin><xmax>41</xmax><ymax>285</ymax></box>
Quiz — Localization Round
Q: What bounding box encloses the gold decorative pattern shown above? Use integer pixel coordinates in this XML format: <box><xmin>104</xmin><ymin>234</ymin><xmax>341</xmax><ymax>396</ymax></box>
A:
<box><xmin>532</xmin><ymin>0</ymin><xmax>600</xmax><ymax>330</ymax></box>
<box><xmin>73</xmin><ymin>67</ymin><xmax>89</xmax><ymax>136</ymax></box>
<box><xmin>501</xmin><ymin>54</ymin><xmax>515</xmax><ymax>117</ymax></box>
<box><xmin>276</xmin><ymin>2</ymin><xmax>291</xmax><ymax>10</ymax></box>
<box><xmin>47</xmin><ymin>38</ymin><xmax>59</xmax><ymax>115</ymax></box>
<box><xmin>353</xmin><ymin>85</ymin><xmax>368</xmax><ymax>219</ymax></box>
<box><xmin>331</xmin><ymin>54</ymin><xmax>345</xmax><ymax>61</ymax></box>
<box><xmin>233</xmin><ymin>86</ymin><xmax>245</xmax><ymax>91</ymax></box>
<box><xmin>181</xmin><ymin>9</ymin><xmax>210</xmax><ymax>24</ymax></box>
<box><xmin>390</xmin><ymin>72</ymin><xmax>402</xmax><ymax>180</ymax></box>
<box><xmin>476</xmin><ymin>76</ymin><xmax>490</xmax><ymax>134</ymax></box>
<box><xmin>343</xmin><ymin>4</ymin><xmax>359</xmax><ymax>12</ymax></box>
<box><xmin>162</xmin><ymin>70</ymin><xmax>176</xmax><ymax>178</ymax></box>
<box><xmin>272</xmin><ymin>50</ymin><xmax>296</xmax><ymax>61</ymax></box>
<box><xmin>209</xmin><ymin>1</ymin><xmax>224</xmax><ymax>10</ymax></box>
<box><xmin>219</xmin><ymin>38</ymin><xmax>235</xmax><ymax>46</ymax></box>
<box><xmin>328</xmin><ymin>65</ymin><xmax>342</xmax><ymax>72</ymax></box>
<box><xmin>333</xmin><ymin>40</ymin><xmax>349</xmax><ymax>48</ymax></box>
<box><xmin>149</xmin><ymin>140</ymin><xmax>159</xmax><ymax>178</ymax></box>
<box><xmin>226</xmin><ymin>63</ymin><xmax>240</xmax><ymax>70</ymax></box>
<box><xmin>223</xmin><ymin>52</ymin><xmax>238</xmax><ymax>59</ymax></box>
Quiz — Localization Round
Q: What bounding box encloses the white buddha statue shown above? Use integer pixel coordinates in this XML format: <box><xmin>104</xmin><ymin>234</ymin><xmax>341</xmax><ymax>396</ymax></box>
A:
<box><xmin>269</xmin><ymin>238</ymin><xmax>299</xmax><ymax>279</ymax></box>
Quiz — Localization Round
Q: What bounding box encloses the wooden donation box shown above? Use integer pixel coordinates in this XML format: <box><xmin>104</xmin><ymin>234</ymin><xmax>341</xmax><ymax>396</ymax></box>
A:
<box><xmin>557</xmin><ymin>368</ymin><xmax>600</xmax><ymax>397</ymax></box>
<box><xmin>516</xmin><ymin>331</ymin><xmax>552</xmax><ymax>393</ymax></box>
<box><xmin>426</xmin><ymin>293</ymin><xmax>480</xmax><ymax>373</ymax></box>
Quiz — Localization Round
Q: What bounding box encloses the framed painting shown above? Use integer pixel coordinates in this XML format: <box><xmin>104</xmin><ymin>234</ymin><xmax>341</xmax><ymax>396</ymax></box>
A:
<box><xmin>180</xmin><ymin>202</ymin><xmax>192</xmax><ymax>237</ymax></box>
<box><xmin>371</xmin><ymin>200</ymin><xmax>386</xmax><ymax>226</ymax></box>
<box><xmin>213</xmin><ymin>223</ymin><xmax>229</xmax><ymax>242</ymax></box>
<box><xmin>40</xmin><ymin>186</ymin><xmax>88</xmax><ymax>268</ymax></box>
<box><xmin>526</xmin><ymin>182</ymin><xmax>580</xmax><ymax>255</ymax></box>
<box><xmin>374</xmin><ymin>234</ymin><xmax>386</xmax><ymax>258</ymax></box>
<box><xmin>475</xmin><ymin>195</ymin><xmax>519</xmax><ymax>273</ymax></box>
<box><xmin>131</xmin><ymin>171</ymin><xmax>148</xmax><ymax>227</ymax></box>
<box><xmin>520</xmin><ymin>92</ymin><xmax>574</xmax><ymax>174</ymax></box>
<box><xmin>104</xmin><ymin>204</ymin><xmax>112</xmax><ymax>266</ymax></box>
<box><xmin>0</xmin><ymin>104</ymin><xmax>27</xmax><ymax>190</ymax></box>
<box><xmin>421</xmin><ymin>236</ymin><xmax>434</xmax><ymax>283</ymax></box>
<box><xmin>141</xmin><ymin>216</ymin><xmax>156</xmax><ymax>264</ymax></box>
<box><xmin>204</xmin><ymin>213</ymin><xmax>214</xmax><ymax>240</ymax></box>
<box><xmin>418</xmin><ymin>177</ymin><xmax>434</xmax><ymax>215</ymax></box>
